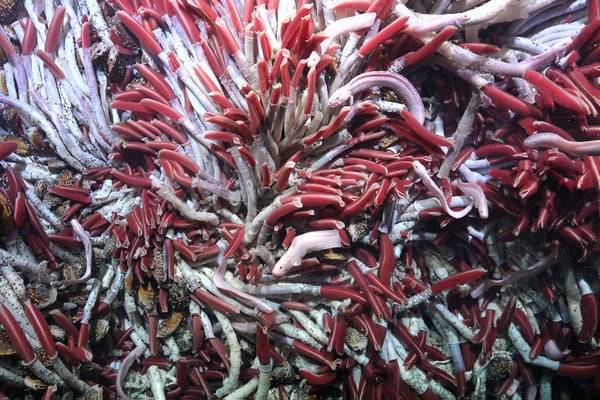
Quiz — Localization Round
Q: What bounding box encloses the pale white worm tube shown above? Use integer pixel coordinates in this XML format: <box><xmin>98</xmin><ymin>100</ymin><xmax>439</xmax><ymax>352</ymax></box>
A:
<box><xmin>413</xmin><ymin>160</ymin><xmax>474</xmax><ymax>219</ymax></box>
<box><xmin>214</xmin><ymin>311</ymin><xmax>241</xmax><ymax>398</ymax></box>
<box><xmin>329</xmin><ymin>71</ymin><xmax>425</xmax><ymax>124</ymax></box>
<box><xmin>272</xmin><ymin>230</ymin><xmax>342</xmax><ymax>277</ymax></box>
<box><xmin>524</xmin><ymin>132</ymin><xmax>600</xmax><ymax>156</ymax></box>
<box><xmin>116</xmin><ymin>344</ymin><xmax>147</xmax><ymax>400</ymax></box>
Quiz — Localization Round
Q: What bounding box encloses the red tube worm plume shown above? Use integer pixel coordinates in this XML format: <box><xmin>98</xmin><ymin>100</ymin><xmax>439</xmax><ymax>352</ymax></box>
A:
<box><xmin>41</xmin><ymin>385</ymin><xmax>57</xmax><ymax>400</ymax></box>
<box><xmin>577</xmin><ymin>277</ymin><xmax>598</xmax><ymax>343</ymax></box>
<box><xmin>24</xmin><ymin>300</ymin><xmax>57</xmax><ymax>359</ymax></box>
<box><xmin>255</xmin><ymin>323</ymin><xmax>271</xmax><ymax>366</ymax></box>
<box><xmin>0</xmin><ymin>303</ymin><xmax>35</xmax><ymax>365</ymax></box>
<box><xmin>0</xmin><ymin>141</ymin><xmax>17</xmax><ymax>160</ymax></box>
<box><xmin>430</xmin><ymin>268</ymin><xmax>487</xmax><ymax>295</ymax></box>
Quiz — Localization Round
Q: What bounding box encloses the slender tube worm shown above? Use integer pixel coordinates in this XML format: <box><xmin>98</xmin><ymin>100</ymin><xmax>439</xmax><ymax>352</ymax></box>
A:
<box><xmin>116</xmin><ymin>344</ymin><xmax>146</xmax><ymax>400</ymax></box>
<box><xmin>272</xmin><ymin>230</ymin><xmax>343</xmax><ymax>277</ymax></box>
<box><xmin>413</xmin><ymin>160</ymin><xmax>473</xmax><ymax>218</ymax></box>
<box><xmin>52</xmin><ymin>219</ymin><xmax>93</xmax><ymax>286</ymax></box>
<box><xmin>329</xmin><ymin>71</ymin><xmax>425</xmax><ymax>124</ymax></box>
<box><xmin>524</xmin><ymin>132</ymin><xmax>600</xmax><ymax>156</ymax></box>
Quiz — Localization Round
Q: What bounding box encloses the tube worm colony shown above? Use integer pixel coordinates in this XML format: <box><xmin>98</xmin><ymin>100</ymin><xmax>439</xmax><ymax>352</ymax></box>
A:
<box><xmin>0</xmin><ymin>0</ymin><xmax>598</xmax><ymax>399</ymax></box>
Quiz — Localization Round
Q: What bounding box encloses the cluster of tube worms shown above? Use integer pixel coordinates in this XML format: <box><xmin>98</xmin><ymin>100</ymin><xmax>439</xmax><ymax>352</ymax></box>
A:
<box><xmin>0</xmin><ymin>0</ymin><xmax>598</xmax><ymax>399</ymax></box>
